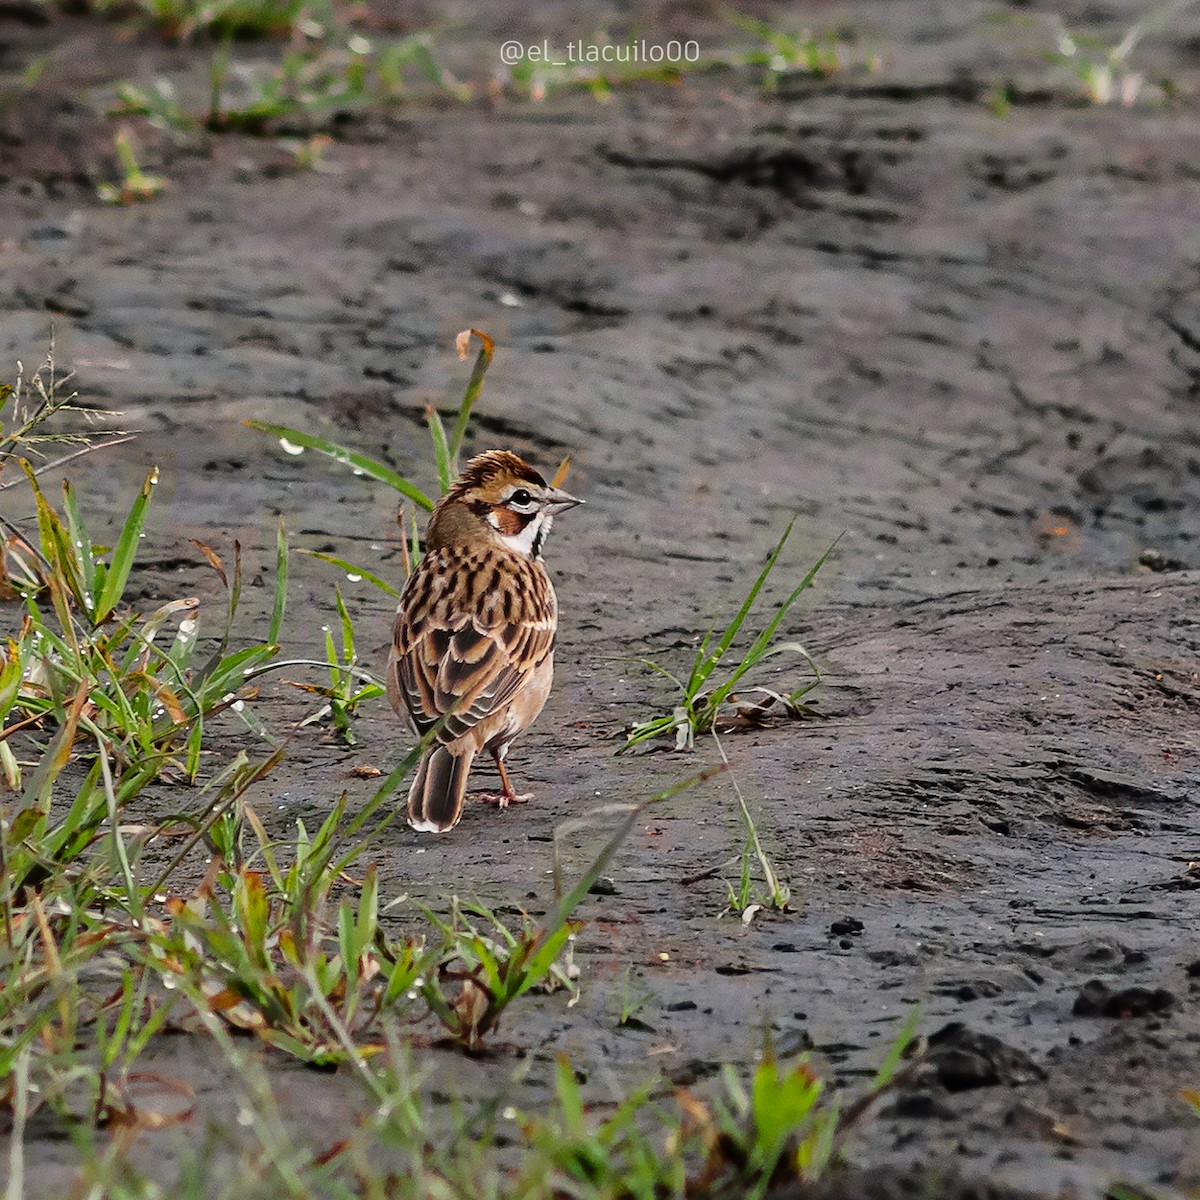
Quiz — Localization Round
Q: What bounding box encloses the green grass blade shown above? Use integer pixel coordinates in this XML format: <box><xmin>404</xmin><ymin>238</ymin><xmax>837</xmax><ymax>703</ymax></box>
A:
<box><xmin>426</xmin><ymin>403</ymin><xmax>452</xmax><ymax>495</ymax></box>
<box><xmin>871</xmin><ymin>1006</ymin><xmax>922</xmax><ymax>1089</ymax></box>
<box><xmin>685</xmin><ymin>628</ymin><xmax>716</xmax><ymax>696</ymax></box>
<box><xmin>18</xmin><ymin>681</ymin><xmax>88</xmax><ymax>810</ymax></box>
<box><xmin>704</xmin><ymin>535</ymin><xmax>840</xmax><ymax>716</ymax></box>
<box><xmin>189</xmin><ymin>642</ymin><xmax>279</xmax><ymax>703</ymax></box>
<box><xmin>268</xmin><ymin>519</ymin><xmax>288</xmax><ymax>646</ymax></box>
<box><xmin>60</xmin><ymin>480</ymin><xmax>95</xmax><ymax>598</ymax></box>
<box><xmin>689</xmin><ymin>513</ymin><xmax>799</xmax><ymax>697</ymax></box>
<box><xmin>47</xmin><ymin>759</ymin><xmax>157</xmax><ymax>864</ymax></box>
<box><xmin>335</xmin><ymin>584</ymin><xmax>355</xmax><ymax>664</ymax></box>
<box><xmin>739</xmin><ymin>536</ymin><xmax>840</xmax><ymax>670</ymax></box>
<box><xmin>96</xmin><ymin>467</ymin><xmax>158</xmax><ymax>624</ymax></box>
<box><xmin>515</xmin><ymin>922</ymin><xmax>576</xmax><ymax>1000</ymax></box>
<box><xmin>619</xmin><ymin>714</ymin><xmax>682</xmax><ymax>753</ymax></box>
<box><xmin>184</xmin><ymin>718</ymin><xmax>203</xmax><ymax>783</ymax></box>
<box><xmin>97</xmin><ymin>736</ymin><xmax>142</xmax><ymax>921</ymax></box>
<box><xmin>98</xmin><ymin>656</ymin><xmax>145</xmax><ymax>739</ymax></box>
<box><xmin>224</xmin><ymin>538</ymin><xmax>243</xmax><ymax>651</ymax></box>
<box><xmin>470</xmin><ymin>935</ymin><xmax>502</xmax><ymax>993</ymax></box>
<box><xmin>295</xmin><ymin>549</ymin><xmax>399</xmax><ymax>598</ymax></box>
<box><xmin>324</xmin><ymin>621</ymin><xmax>338</xmax><ymax>690</ymax></box>
<box><xmin>242</xmin><ymin>420</ymin><xmax>435</xmax><ymax>512</ymax></box>
<box><xmin>618</xmin><ymin>655</ymin><xmax>688</xmax><ymax>696</ymax></box>
<box><xmin>448</xmin><ymin>328</ymin><xmax>495</xmax><ymax>463</ymax></box>
<box><xmin>549</xmin><ymin>766</ymin><xmax>721</xmax><ymax>926</ymax></box>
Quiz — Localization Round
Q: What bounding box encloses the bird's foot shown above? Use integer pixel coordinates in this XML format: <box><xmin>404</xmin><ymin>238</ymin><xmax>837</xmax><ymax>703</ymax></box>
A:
<box><xmin>477</xmin><ymin>791</ymin><xmax>532</xmax><ymax>809</ymax></box>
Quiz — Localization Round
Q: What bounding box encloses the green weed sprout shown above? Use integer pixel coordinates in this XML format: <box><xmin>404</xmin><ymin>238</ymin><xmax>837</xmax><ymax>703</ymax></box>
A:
<box><xmin>1039</xmin><ymin>1</ymin><xmax>1191</xmax><ymax>106</ymax></box>
<box><xmin>724</xmin><ymin>10</ymin><xmax>845</xmax><ymax>89</ymax></box>
<box><xmin>97</xmin><ymin>128</ymin><xmax>165</xmax><ymax>205</ymax></box>
<box><xmin>279</xmin><ymin>584</ymin><xmax>385</xmax><ymax>744</ymax></box>
<box><xmin>155</xmin><ymin>857</ymin><xmax>432</xmax><ymax>1065</ymax></box>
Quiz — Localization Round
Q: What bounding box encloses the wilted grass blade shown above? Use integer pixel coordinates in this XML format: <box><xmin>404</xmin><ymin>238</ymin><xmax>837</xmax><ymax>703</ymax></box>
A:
<box><xmin>18</xmin><ymin>680</ymin><xmax>88</xmax><ymax>811</ymax></box>
<box><xmin>550</xmin><ymin>454</ymin><xmax>573</xmax><ymax>489</ymax></box>
<box><xmin>188</xmin><ymin>537</ymin><xmax>227</xmax><ymax>587</ymax></box>
<box><xmin>711</xmin><ymin>729</ymin><xmax>787</xmax><ymax>909</ymax></box>
<box><xmin>224</xmin><ymin>538</ymin><xmax>243</xmax><ymax>650</ymax></box>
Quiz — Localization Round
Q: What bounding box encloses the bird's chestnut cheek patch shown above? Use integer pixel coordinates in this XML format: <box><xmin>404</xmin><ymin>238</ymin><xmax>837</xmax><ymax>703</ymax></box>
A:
<box><xmin>489</xmin><ymin>506</ymin><xmax>530</xmax><ymax>538</ymax></box>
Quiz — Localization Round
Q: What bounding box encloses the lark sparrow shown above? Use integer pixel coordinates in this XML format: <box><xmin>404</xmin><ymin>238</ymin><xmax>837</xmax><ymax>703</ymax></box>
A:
<box><xmin>387</xmin><ymin>450</ymin><xmax>582</xmax><ymax>833</ymax></box>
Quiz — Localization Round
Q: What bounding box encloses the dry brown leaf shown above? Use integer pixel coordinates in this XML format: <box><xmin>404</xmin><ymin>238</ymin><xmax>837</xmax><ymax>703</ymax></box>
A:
<box><xmin>187</xmin><ymin>538</ymin><xmax>227</xmax><ymax>587</ymax></box>
<box><xmin>455</xmin><ymin>327</ymin><xmax>495</xmax><ymax>360</ymax></box>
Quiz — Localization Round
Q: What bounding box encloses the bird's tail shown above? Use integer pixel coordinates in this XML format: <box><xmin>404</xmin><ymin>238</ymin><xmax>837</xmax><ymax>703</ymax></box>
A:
<box><xmin>407</xmin><ymin>745</ymin><xmax>474</xmax><ymax>833</ymax></box>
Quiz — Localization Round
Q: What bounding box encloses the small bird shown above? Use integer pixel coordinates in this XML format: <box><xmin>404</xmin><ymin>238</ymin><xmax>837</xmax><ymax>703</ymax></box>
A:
<box><xmin>387</xmin><ymin>450</ymin><xmax>582</xmax><ymax>833</ymax></box>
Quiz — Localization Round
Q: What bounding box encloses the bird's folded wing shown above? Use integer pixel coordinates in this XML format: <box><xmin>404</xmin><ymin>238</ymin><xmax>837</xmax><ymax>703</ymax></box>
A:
<box><xmin>394</xmin><ymin>591</ymin><xmax>554</xmax><ymax>746</ymax></box>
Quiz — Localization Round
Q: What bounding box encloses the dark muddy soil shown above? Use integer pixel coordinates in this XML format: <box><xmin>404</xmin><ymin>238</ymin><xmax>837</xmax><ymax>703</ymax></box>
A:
<box><xmin>3</xmin><ymin>1</ymin><xmax>1200</xmax><ymax>1196</ymax></box>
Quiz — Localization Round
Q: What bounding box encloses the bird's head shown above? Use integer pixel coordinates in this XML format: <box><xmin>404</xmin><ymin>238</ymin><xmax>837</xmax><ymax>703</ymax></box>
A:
<box><xmin>426</xmin><ymin>450</ymin><xmax>582</xmax><ymax>559</ymax></box>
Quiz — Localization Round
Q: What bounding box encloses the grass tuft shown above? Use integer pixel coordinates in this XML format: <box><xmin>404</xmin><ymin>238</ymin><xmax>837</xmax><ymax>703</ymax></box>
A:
<box><xmin>623</xmin><ymin>517</ymin><xmax>839</xmax><ymax>752</ymax></box>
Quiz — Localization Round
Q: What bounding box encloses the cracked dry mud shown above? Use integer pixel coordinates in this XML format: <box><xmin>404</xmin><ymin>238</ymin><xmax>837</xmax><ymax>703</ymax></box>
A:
<box><xmin>3</xmin><ymin>1</ymin><xmax>1200</xmax><ymax>1196</ymax></box>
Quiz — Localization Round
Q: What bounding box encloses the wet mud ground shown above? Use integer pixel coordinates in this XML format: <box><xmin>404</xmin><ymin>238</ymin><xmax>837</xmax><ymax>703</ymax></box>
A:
<box><xmin>3</xmin><ymin>0</ymin><xmax>1200</xmax><ymax>1195</ymax></box>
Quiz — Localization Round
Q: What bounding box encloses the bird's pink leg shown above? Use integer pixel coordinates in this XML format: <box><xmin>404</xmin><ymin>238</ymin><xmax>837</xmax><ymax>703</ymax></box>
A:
<box><xmin>478</xmin><ymin>751</ymin><xmax>532</xmax><ymax>808</ymax></box>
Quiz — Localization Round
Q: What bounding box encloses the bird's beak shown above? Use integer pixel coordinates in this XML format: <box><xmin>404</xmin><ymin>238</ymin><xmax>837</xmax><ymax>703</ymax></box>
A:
<box><xmin>543</xmin><ymin>487</ymin><xmax>583</xmax><ymax>516</ymax></box>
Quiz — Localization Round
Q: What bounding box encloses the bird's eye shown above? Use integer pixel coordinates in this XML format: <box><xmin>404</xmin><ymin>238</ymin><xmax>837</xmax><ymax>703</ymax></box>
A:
<box><xmin>509</xmin><ymin>488</ymin><xmax>535</xmax><ymax>509</ymax></box>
